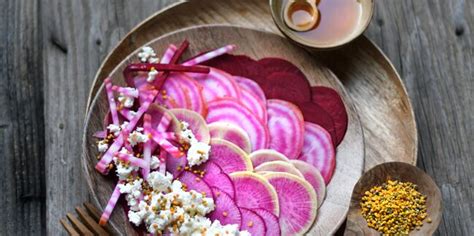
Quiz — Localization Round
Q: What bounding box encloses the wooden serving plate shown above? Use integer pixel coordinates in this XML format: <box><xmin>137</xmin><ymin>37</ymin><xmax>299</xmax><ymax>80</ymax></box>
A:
<box><xmin>85</xmin><ymin>0</ymin><xmax>417</xmax><ymax>171</ymax></box>
<box><xmin>83</xmin><ymin>25</ymin><xmax>364</xmax><ymax>235</ymax></box>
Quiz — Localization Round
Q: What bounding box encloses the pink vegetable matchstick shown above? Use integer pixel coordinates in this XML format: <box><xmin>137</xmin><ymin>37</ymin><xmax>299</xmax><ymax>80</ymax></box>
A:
<box><xmin>99</xmin><ymin>181</ymin><xmax>123</xmax><ymax>226</ymax></box>
<box><xmin>183</xmin><ymin>44</ymin><xmax>237</xmax><ymax>66</ymax></box>
<box><xmin>141</xmin><ymin>114</ymin><xmax>152</xmax><ymax>179</ymax></box>
<box><xmin>116</xmin><ymin>152</ymin><xmax>148</xmax><ymax>169</ymax></box>
<box><xmin>104</xmin><ymin>78</ymin><xmax>120</xmax><ymax>125</ymax></box>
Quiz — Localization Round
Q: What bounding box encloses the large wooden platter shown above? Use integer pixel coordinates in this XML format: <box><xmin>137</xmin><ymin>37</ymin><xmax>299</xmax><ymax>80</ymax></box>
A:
<box><xmin>83</xmin><ymin>26</ymin><xmax>364</xmax><ymax>235</ymax></box>
<box><xmin>86</xmin><ymin>0</ymin><xmax>417</xmax><ymax>171</ymax></box>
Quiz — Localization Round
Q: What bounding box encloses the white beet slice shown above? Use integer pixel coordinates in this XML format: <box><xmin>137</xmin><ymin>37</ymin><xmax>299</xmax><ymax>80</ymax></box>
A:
<box><xmin>209</xmin><ymin>138</ymin><xmax>252</xmax><ymax>174</ymax></box>
<box><xmin>264</xmin><ymin>172</ymin><xmax>318</xmax><ymax>236</ymax></box>
<box><xmin>229</xmin><ymin>171</ymin><xmax>280</xmax><ymax>216</ymax></box>
<box><xmin>290</xmin><ymin>160</ymin><xmax>326</xmax><ymax>208</ymax></box>
<box><xmin>297</xmin><ymin>122</ymin><xmax>335</xmax><ymax>184</ymax></box>
<box><xmin>206</xmin><ymin>98</ymin><xmax>269</xmax><ymax>150</ymax></box>
<box><xmin>169</xmin><ymin>108</ymin><xmax>210</xmax><ymax>144</ymax></box>
<box><xmin>267</xmin><ymin>99</ymin><xmax>305</xmax><ymax>159</ymax></box>
<box><xmin>249</xmin><ymin>149</ymin><xmax>290</xmax><ymax>167</ymax></box>
<box><xmin>255</xmin><ymin>161</ymin><xmax>304</xmax><ymax>178</ymax></box>
<box><xmin>208</xmin><ymin>122</ymin><xmax>252</xmax><ymax>153</ymax></box>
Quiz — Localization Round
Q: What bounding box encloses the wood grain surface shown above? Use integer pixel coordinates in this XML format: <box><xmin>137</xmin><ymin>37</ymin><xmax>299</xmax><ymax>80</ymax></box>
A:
<box><xmin>0</xmin><ymin>0</ymin><xmax>471</xmax><ymax>235</ymax></box>
<box><xmin>83</xmin><ymin>26</ymin><xmax>364</xmax><ymax>235</ymax></box>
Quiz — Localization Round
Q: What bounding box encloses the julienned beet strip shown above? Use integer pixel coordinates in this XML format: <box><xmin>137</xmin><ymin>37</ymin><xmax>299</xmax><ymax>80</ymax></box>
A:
<box><xmin>153</xmin><ymin>40</ymin><xmax>190</xmax><ymax>89</ymax></box>
<box><xmin>125</xmin><ymin>63</ymin><xmax>210</xmax><ymax>73</ymax></box>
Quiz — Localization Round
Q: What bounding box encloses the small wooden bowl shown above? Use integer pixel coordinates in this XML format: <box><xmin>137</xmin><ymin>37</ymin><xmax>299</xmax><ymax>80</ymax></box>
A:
<box><xmin>345</xmin><ymin>162</ymin><xmax>442</xmax><ymax>235</ymax></box>
<box><xmin>269</xmin><ymin>0</ymin><xmax>374</xmax><ymax>50</ymax></box>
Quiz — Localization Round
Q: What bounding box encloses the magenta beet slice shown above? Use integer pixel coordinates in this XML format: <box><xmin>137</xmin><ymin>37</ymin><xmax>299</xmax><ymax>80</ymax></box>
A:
<box><xmin>253</xmin><ymin>208</ymin><xmax>281</xmax><ymax>236</ymax></box>
<box><xmin>209</xmin><ymin>187</ymin><xmax>242</xmax><ymax>227</ymax></box>
<box><xmin>294</xmin><ymin>101</ymin><xmax>337</xmax><ymax>146</ymax></box>
<box><xmin>165</xmin><ymin>152</ymin><xmax>187</xmax><ymax>178</ymax></box>
<box><xmin>206</xmin><ymin>98</ymin><xmax>269</xmax><ymax>150</ymax></box>
<box><xmin>298</xmin><ymin>122</ymin><xmax>336</xmax><ymax>184</ymax></box>
<box><xmin>267</xmin><ymin>99</ymin><xmax>305</xmax><ymax>159</ymax></box>
<box><xmin>202</xmin><ymin>54</ymin><xmax>267</xmax><ymax>82</ymax></box>
<box><xmin>198</xmin><ymin>161</ymin><xmax>236</xmax><ymax>199</ymax></box>
<box><xmin>234</xmin><ymin>76</ymin><xmax>267</xmax><ymax>103</ymax></box>
<box><xmin>177</xmin><ymin>171</ymin><xmax>213</xmax><ymax>198</ymax></box>
<box><xmin>263</xmin><ymin>72</ymin><xmax>312</xmax><ymax>102</ymax></box>
<box><xmin>311</xmin><ymin>86</ymin><xmax>348</xmax><ymax>146</ymax></box>
<box><xmin>208</xmin><ymin>139</ymin><xmax>252</xmax><ymax>174</ymax></box>
<box><xmin>240</xmin><ymin>208</ymin><xmax>267</xmax><ymax>235</ymax></box>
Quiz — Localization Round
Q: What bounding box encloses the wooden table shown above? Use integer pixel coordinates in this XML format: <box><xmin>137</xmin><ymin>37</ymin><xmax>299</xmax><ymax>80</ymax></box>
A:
<box><xmin>0</xmin><ymin>0</ymin><xmax>471</xmax><ymax>235</ymax></box>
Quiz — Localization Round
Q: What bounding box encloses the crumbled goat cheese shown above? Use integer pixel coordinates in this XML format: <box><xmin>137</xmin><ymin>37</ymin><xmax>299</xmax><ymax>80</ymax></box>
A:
<box><xmin>150</xmin><ymin>155</ymin><xmax>160</xmax><ymax>170</ymax></box>
<box><xmin>147</xmin><ymin>68</ymin><xmax>159</xmax><ymax>82</ymax></box>
<box><xmin>120</xmin><ymin>122</ymin><xmax>129</xmax><ymax>132</ymax></box>
<box><xmin>147</xmin><ymin>171</ymin><xmax>173</xmax><ymax>193</ymax></box>
<box><xmin>118</xmin><ymin>94</ymin><xmax>135</xmax><ymax>108</ymax></box>
<box><xmin>107</xmin><ymin>124</ymin><xmax>121</xmax><ymax>136</ymax></box>
<box><xmin>123</xmin><ymin>87</ymin><xmax>139</xmax><ymax>97</ymax></box>
<box><xmin>97</xmin><ymin>140</ymin><xmax>109</xmax><ymax>152</ymax></box>
<box><xmin>113</xmin><ymin>156</ymin><xmax>138</xmax><ymax>180</ymax></box>
<box><xmin>187</xmin><ymin>141</ymin><xmax>211</xmax><ymax>167</ymax></box>
<box><xmin>138</xmin><ymin>46</ymin><xmax>156</xmax><ymax>62</ymax></box>
<box><xmin>128</xmin><ymin>130</ymin><xmax>149</xmax><ymax>146</ymax></box>
<box><xmin>149</xmin><ymin>57</ymin><xmax>160</xmax><ymax>63</ymax></box>
<box><xmin>118</xmin><ymin>178</ymin><xmax>143</xmax><ymax>211</ymax></box>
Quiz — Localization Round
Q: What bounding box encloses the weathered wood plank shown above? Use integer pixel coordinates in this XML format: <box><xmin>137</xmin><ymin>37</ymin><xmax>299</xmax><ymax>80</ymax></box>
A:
<box><xmin>365</xmin><ymin>0</ymin><xmax>473</xmax><ymax>234</ymax></box>
<box><xmin>41</xmin><ymin>0</ymin><xmax>174</xmax><ymax>235</ymax></box>
<box><xmin>0</xmin><ymin>0</ymin><xmax>45</xmax><ymax>235</ymax></box>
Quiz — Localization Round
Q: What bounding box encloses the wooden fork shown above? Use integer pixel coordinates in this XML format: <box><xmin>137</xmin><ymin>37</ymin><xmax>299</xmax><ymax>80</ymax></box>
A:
<box><xmin>60</xmin><ymin>202</ymin><xmax>110</xmax><ymax>236</ymax></box>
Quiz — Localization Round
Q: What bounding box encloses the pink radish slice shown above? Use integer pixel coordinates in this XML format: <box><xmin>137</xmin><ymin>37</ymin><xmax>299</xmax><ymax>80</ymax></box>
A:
<box><xmin>165</xmin><ymin>151</ymin><xmax>187</xmax><ymax>178</ymax></box>
<box><xmin>169</xmin><ymin>73</ymin><xmax>207</xmax><ymax>116</ymax></box>
<box><xmin>169</xmin><ymin>108</ymin><xmax>210</xmax><ymax>144</ymax></box>
<box><xmin>233</xmin><ymin>76</ymin><xmax>267</xmax><ymax>102</ymax></box>
<box><xmin>298</xmin><ymin>122</ymin><xmax>335</xmax><ymax>184</ymax></box>
<box><xmin>249</xmin><ymin>149</ymin><xmax>290</xmax><ymax>167</ymax></box>
<box><xmin>197</xmin><ymin>161</ymin><xmax>235</xmax><ymax>199</ymax></box>
<box><xmin>264</xmin><ymin>172</ymin><xmax>317</xmax><ymax>236</ymax></box>
<box><xmin>255</xmin><ymin>161</ymin><xmax>304</xmax><ymax>178</ymax></box>
<box><xmin>208</xmin><ymin>139</ymin><xmax>252</xmax><ymax>174</ymax></box>
<box><xmin>253</xmin><ymin>208</ymin><xmax>281</xmax><ymax>236</ymax></box>
<box><xmin>290</xmin><ymin>160</ymin><xmax>326</xmax><ymax>208</ymax></box>
<box><xmin>240</xmin><ymin>86</ymin><xmax>267</xmax><ymax>124</ymax></box>
<box><xmin>208</xmin><ymin>122</ymin><xmax>252</xmax><ymax>153</ymax></box>
<box><xmin>240</xmin><ymin>208</ymin><xmax>267</xmax><ymax>235</ymax></box>
<box><xmin>206</xmin><ymin>98</ymin><xmax>269</xmax><ymax>150</ymax></box>
<box><xmin>267</xmin><ymin>99</ymin><xmax>305</xmax><ymax>159</ymax></box>
<box><xmin>188</xmin><ymin>68</ymin><xmax>241</xmax><ymax>103</ymax></box>
<box><xmin>209</xmin><ymin>187</ymin><xmax>242</xmax><ymax>227</ymax></box>
<box><xmin>229</xmin><ymin>171</ymin><xmax>279</xmax><ymax>216</ymax></box>
<box><xmin>177</xmin><ymin>171</ymin><xmax>213</xmax><ymax>198</ymax></box>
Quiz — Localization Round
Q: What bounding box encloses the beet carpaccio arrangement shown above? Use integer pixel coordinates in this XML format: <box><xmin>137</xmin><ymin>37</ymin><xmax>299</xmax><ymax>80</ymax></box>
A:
<box><xmin>93</xmin><ymin>40</ymin><xmax>348</xmax><ymax>235</ymax></box>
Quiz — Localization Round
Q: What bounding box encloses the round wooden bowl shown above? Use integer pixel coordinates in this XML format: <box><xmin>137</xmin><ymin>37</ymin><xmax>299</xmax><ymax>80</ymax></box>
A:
<box><xmin>269</xmin><ymin>0</ymin><xmax>375</xmax><ymax>50</ymax></box>
<box><xmin>345</xmin><ymin>162</ymin><xmax>442</xmax><ymax>235</ymax></box>
<box><xmin>83</xmin><ymin>25</ymin><xmax>365</xmax><ymax>235</ymax></box>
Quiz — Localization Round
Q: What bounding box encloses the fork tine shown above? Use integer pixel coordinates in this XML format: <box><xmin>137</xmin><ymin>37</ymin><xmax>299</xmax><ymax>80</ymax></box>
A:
<box><xmin>84</xmin><ymin>202</ymin><xmax>101</xmax><ymax>221</ymax></box>
<box><xmin>60</xmin><ymin>219</ymin><xmax>80</xmax><ymax>236</ymax></box>
<box><xmin>66</xmin><ymin>213</ymin><xmax>94</xmax><ymax>236</ymax></box>
<box><xmin>76</xmin><ymin>206</ymin><xmax>110</xmax><ymax>236</ymax></box>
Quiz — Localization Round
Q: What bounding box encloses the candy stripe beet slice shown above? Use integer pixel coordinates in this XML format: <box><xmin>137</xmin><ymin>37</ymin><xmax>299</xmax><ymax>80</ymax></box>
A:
<box><xmin>294</xmin><ymin>101</ymin><xmax>337</xmax><ymax>147</ymax></box>
<box><xmin>298</xmin><ymin>122</ymin><xmax>336</xmax><ymax>184</ymax></box>
<box><xmin>209</xmin><ymin>187</ymin><xmax>242</xmax><ymax>227</ymax></box>
<box><xmin>229</xmin><ymin>171</ymin><xmax>280</xmax><ymax>216</ymax></box>
<box><xmin>206</xmin><ymin>98</ymin><xmax>269</xmax><ymax>150</ymax></box>
<box><xmin>197</xmin><ymin>161</ymin><xmax>236</xmax><ymax>199</ymax></box>
<box><xmin>264</xmin><ymin>172</ymin><xmax>318</xmax><ymax>236</ymax></box>
<box><xmin>290</xmin><ymin>160</ymin><xmax>326</xmax><ymax>208</ymax></box>
<box><xmin>169</xmin><ymin>73</ymin><xmax>207</xmax><ymax>116</ymax></box>
<box><xmin>311</xmin><ymin>86</ymin><xmax>348</xmax><ymax>146</ymax></box>
<box><xmin>208</xmin><ymin>138</ymin><xmax>253</xmax><ymax>174</ymax></box>
<box><xmin>267</xmin><ymin>99</ymin><xmax>305</xmax><ymax>159</ymax></box>
<box><xmin>249</xmin><ymin>149</ymin><xmax>290</xmax><ymax>167</ymax></box>
<box><xmin>253</xmin><ymin>208</ymin><xmax>281</xmax><ymax>236</ymax></box>
<box><xmin>169</xmin><ymin>108</ymin><xmax>210</xmax><ymax>144</ymax></box>
<box><xmin>240</xmin><ymin>208</ymin><xmax>267</xmax><ymax>235</ymax></box>
<box><xmin>233</xmin><ymin>76</ymin><xmax>267</xmax><ymax>102</ymax></box>
<box><xmin>187</xmin><ymin>68</ymin><xmax>241</xmax><ymax>103</ymax></box>
<box><xmin>240</xmin><ymin>86</ymin><xmax>267</xmax><ymax>124</ymax></box>
<box><xmin>208</xmin><ymin>122</ymin><xmax>252</xmax><ymax>153</ymax></box>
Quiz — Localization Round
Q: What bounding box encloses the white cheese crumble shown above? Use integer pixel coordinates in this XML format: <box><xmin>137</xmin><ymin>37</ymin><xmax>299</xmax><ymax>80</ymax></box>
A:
<box><xmin>178</xmin><ymin>121</ymin><xmax>211</xmax><ymax>167</ymax></box>
<box><xmin>113</xmin><ymin>148</ymin><xmax>139</xmax><ymax>180</ymax></box>
<box><xmin>147</xmin><ymin>68</ymin><xmax>159</xmax><ymax>82</ymax></box>
<box><xmin>137</xmin><ymin>46</ymin><xmax>157</xmax><ymax>62</ymax></box>
<box><xmin>128</xmin><ymin>130</ymin><xmax>149</xmax><ymax>146</ymax></box>
<box><xmin>118</xmin><ymin>94</ymin><xmax>135</xmax><ymax>108</ymax></box>
<box><xmin>149</xmin><ymin>57</ymin><xmax>160</xmax><ymax>63</ymax></box>
<box><xmin>118</xmin><ymin>178</ymin><xmax>143</xmax><ymax>211</ymax></box>
<box><xmin>107</xmin><ymin>124</ymin><xmax>121</xmax><ymax>137</ymax></box>
<box><xmin>150</xmin><ymin>155</ymin><xmax>160</xmax><ymax>170</ymax></box>
<box><xmin>147</xmin><ymin>171</ymin><xmax>173</xmax><ymax>193</ymax></box>
<box><xmin>97</xmin><ymin>140</ymin><xmax>109</xmax><ymax>152</ymax></box>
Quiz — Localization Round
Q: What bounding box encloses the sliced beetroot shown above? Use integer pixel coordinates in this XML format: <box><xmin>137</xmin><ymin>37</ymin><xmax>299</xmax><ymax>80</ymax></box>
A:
<box><xmin>253</xmin><ymin>208</ymin><xmax>281</xmax><ymax>236</ymax></box>
<box><xmin>229</xmin><ymin>171</ymin><xmax>279</xmax><ymax>216</ymax></box>
<box><xmin>169</xmin><ymin>108</ymin><xmax>210</xmax><ymax>144</ymax></box>
<box><xmin>208</xmin><ymin>122</ymin><xmax>252</xmax><ymax>153</ymax></box>
<box><xmin>188</xmin><ymin>68</ymin><xmax>241</xmax><ymax>103</ymax></box>
<box><xmin>169</xmin><ymin>73</ymin><xmax>206</xmax><ymax>116</ymax></box>
<box><xmin>240</xmin><ymin>208</ymin><xmax>267</xmax><ymax>235</ymax></box>
<box><xmin>198</xmin><ymin>161</ymin><xmax>235</xmax><ymax>199</ymax></box>
<box><xmin>255</xmin><ymin>161</ymin><xmax>304</xmax><ymax>178</ymax></box>
<box><xmin>165</xmin><ymin>152</ymin><xmax>187</xmax><ymax>178</ymax></box>
<box><xmin>258</xmin><ymin>57</ymin><xmax>307</xmax><ymax>80</ymax></box>
<box><xmin>290</xmin><ymin>160</ymin><xmax>326</xmax><ymax>208</ymax></box>
<box><xmin>263</xmin><ymin>72</ymin><xmax>311</xmax><ymax>102</ymax></box>
<box><xmin>208</xmin><ymin>139</ymin><xmax>252</xmax><ymax>174</ymax></box>
<box><xmin>159</xmin><ymin>77</ymin><xmax>188</xmax><ymax>109</ymax></box>
<box><xmin>311</xmin><ymin>86</ymin><xmax>348</xmax><ymax>146</ymax></box>
<box><xmin>294</xmin><ymin>101</ymin><xmax>336</xmax><ymax>146</ymax></box>
<box><xmin>298</xmin><ymin>122</ymin><xmax>335</xmax><ymax>184</ymax></box>
<box><xmin>267</xmin><ymin>99</ymin><xmax>305</xmax><ymax>159</ymax></box>
<box><xmin>240</xmin><ymin>87</ymin><xmax>267</xmax><ymax>124</ymax></box>
<box><xmin>249</xmin><ymin>149</ymin><xmax>290</xmax><ymax>167</ymax></box>
<box><xmin>202</xmin><ymin>54</ymin><xmax>267</xmax><ymax>82</ymax></box>
<box><xmin>206</xmin><ymin>98</ymin><xmax>269</xmax><ymax>150</ymax></box>
<box><xmin>209</xmin><ymin>187</ymin><xmax>242</xmax><ymax>227</ymax></box>
<box><xmin>177</xmin><ymin>171</ymin><xmax>213</xmax><ymax>198</ymax></box>
<box><xmin>233</xmin><ymin>76</ymin><xmax>267</xmax><ymax>103</ymax></box>
<box><xmin>264</xmin><ymin>172</ymin><xmax>317</xmax><ymax>236</ymax></box>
